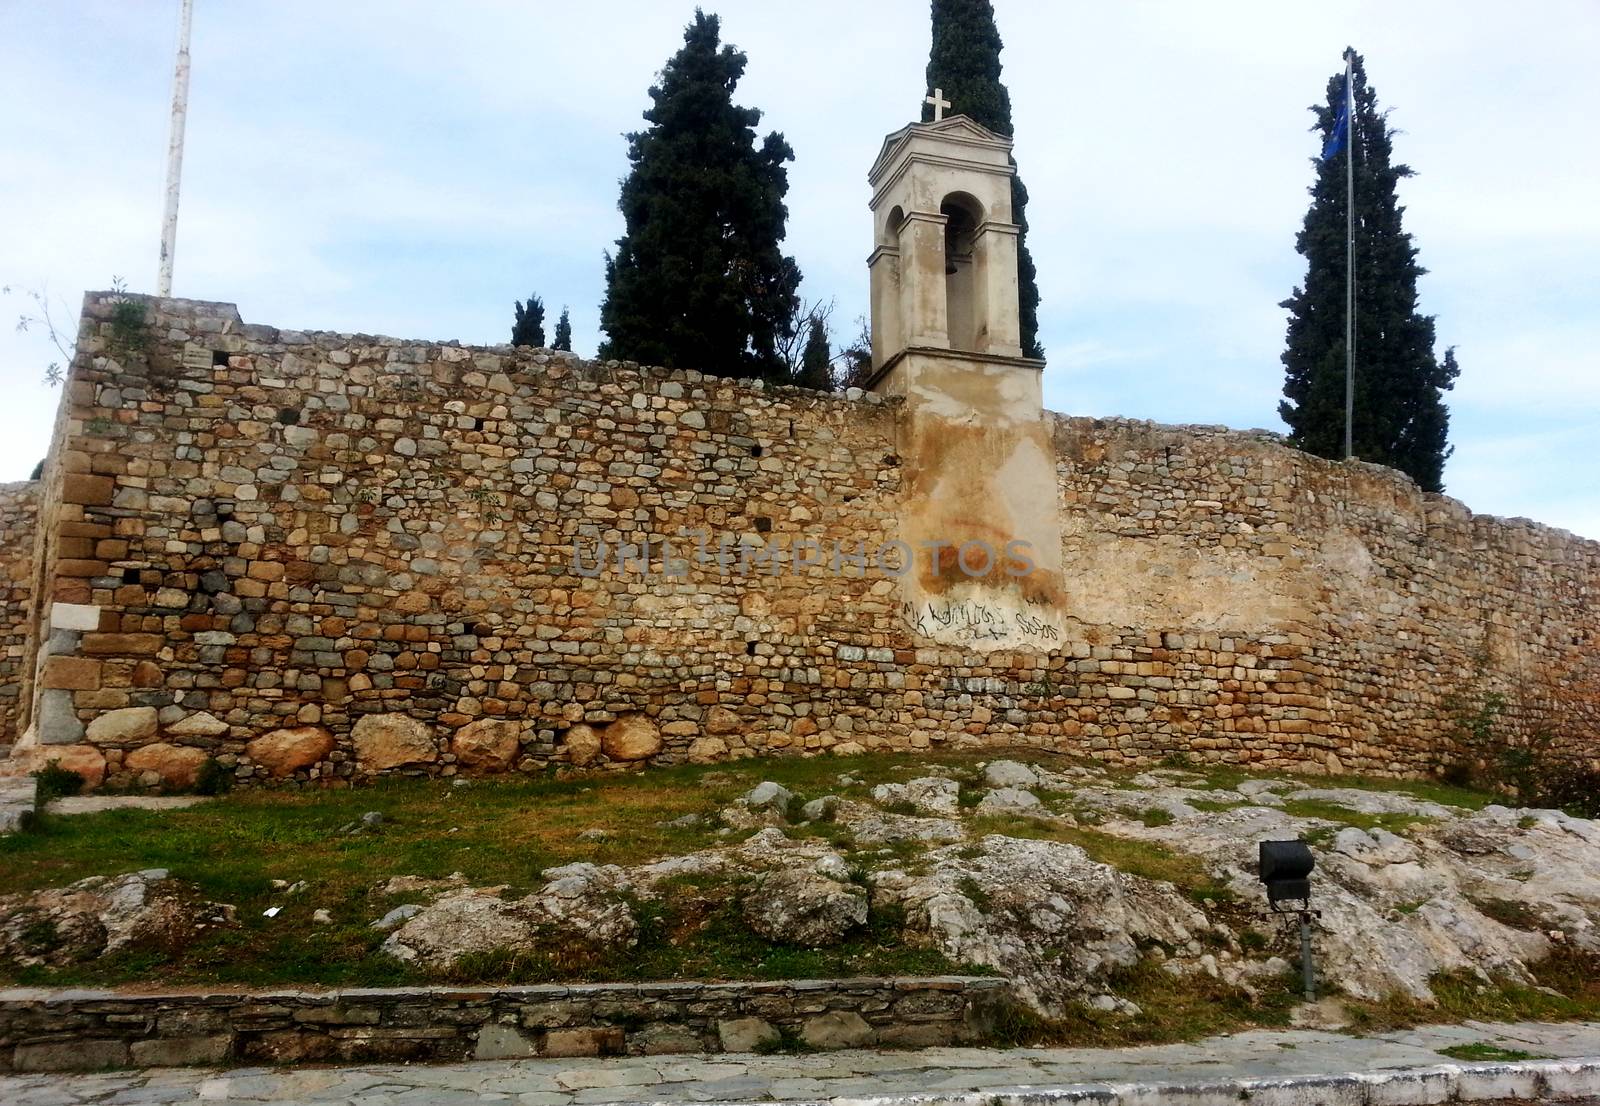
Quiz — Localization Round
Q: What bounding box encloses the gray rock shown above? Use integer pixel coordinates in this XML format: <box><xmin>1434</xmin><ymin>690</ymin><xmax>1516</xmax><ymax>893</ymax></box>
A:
<box><xmin>872</xmin><ymin>776</ymin><xmax>961</xmax><ymax>816</ymax></box>
<box><xmin>977</xmin><ymin>787</ymin><xmax>1044</xmax><ymax>814</ymax></box>
<box><xmin>983</xmin><ymin>760</ymin><xmax>1040</xmax><ymax>789</ymax></box>
<box><xmin>741</xmin><ymin>869</ymin><xmax>867</xmax><ymax>947</ymax></box>
<box><xmin>740</xmin><ymin>781</ymin><xmax>794</xmax><ymax>816</ymax></box>
<box><xmin>800</xmin><ymin>795</ymin><xmax>839</xmax><ymax>823</ymax></box>
<box><xmin>474</xmin><ymin>1022</ymin><xmax>538</xmax><ymax>1060</ymax></box>
<box><xmin>799</xmin><ymin>1010</ymin><xmax>875</xmax><ymax>1049</ymax></box>
<box><xmin>717</xmin><ymin>1015</ymin><xmax>779</xmax><ymax>1053</ymax></box>
<box><xmin>371</xmin><ymin>904</ymin><xmax>423</xmax><ymax>931</ymax></box>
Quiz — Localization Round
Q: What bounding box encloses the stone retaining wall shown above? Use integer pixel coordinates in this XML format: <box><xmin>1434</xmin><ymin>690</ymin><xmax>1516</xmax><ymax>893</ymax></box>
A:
<box><xmin>9</xmin><ymin>292</ymin><xmax>1597</xmax><ymax>790</ymax></box>
<box><xmin>0</xmin><ymin>482</ymin><xmax>38</xmax><ymax>746</ymax></box>
<box><xmin>0</xmin><ymin>976</ymin><xmax>1009</xmax><ymax>1071</ymax></box>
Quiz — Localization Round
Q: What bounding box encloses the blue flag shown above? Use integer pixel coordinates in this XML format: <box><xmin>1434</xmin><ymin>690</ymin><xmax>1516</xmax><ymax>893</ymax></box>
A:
<box><xmin>1322</xmin><ymin>76</ymin><xmax>1350</xmax><ymax>161</ymax></box>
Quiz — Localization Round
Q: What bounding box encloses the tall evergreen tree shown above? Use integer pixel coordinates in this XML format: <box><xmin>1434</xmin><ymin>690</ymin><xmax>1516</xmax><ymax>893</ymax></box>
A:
<box><xmin>599</xmin><ymin>10</ymin><xmax>801</xmax><ymax>380</ymax></box>
<box><xmin>553</xmin><ymin>307</ymin><xmax>573</xmax><ymax>352</ymax></box>
<box><xmin>1280</xmin><ymin>49</ymin><xmax>1459</xmax><ymax>493</ymax></box>
<box><xmin>794</xmin><ymin>313</ymin><xmax>832</xmax><ymax>390</ymax></box>
<box><xmin>511</xmin><ymin>294</ymin><xmax>545</xmax><ymax>347</ymax></box>
<box><xmin>922</xmin><ymin>0</ymin><xmax>1042</xmax><ymax>360</ymax></box>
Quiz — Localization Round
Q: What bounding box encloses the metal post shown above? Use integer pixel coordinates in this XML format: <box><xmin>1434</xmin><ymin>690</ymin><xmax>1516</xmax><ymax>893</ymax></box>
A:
<box><xmin>157</xmin><ymin>0</ymin><xmax>195</xmax><ymax>298</ymax></box>
<box><xmin>1342</xmin><ymin>49</ymin><xmax>1355</xmax><ymax>462</ymax></box>
<box><xmin>1299</xmin><ymin>910</ymin><xmax>1317</xmax><ymax>1001</ymax></box>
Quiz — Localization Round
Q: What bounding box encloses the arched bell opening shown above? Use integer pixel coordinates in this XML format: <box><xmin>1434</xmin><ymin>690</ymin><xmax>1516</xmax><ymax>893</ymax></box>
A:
<box><xmin>941</xmin><ymin>192</ymin><xmax>983</xmax><ymax>352</ymax></box>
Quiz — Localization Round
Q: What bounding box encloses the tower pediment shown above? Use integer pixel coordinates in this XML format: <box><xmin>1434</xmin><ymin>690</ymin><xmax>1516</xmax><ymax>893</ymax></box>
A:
<box><xmin>868</xmin><ymin>115</ymin><xmax>1014</xmax><ymax>189</ymax></box>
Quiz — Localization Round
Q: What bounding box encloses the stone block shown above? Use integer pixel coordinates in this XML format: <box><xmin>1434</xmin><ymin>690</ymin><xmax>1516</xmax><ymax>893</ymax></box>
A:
<box><xmin>86</xmin><ymin>706</ymin><xmax>159</xmax><ymax>744</ymax></box>
<box><xmin>716</xmin><ymin>1016</ymin><xmax>779</xmax><ymax>1053</ymax></box>
<box><xmin>42</xmin><ymin>655</ymin><xmax>102</xmax><ymax>691</ymax></box>
<box><xmin>50</xmin><ymin>602</ymin><xmax>103</xmax><ymax>631</ymax></box>
<box><xmin>128</xmin><ymin>1035</ymin><xmax>230</xmax><ymax>1067</ymax></box>
<box><xmin>124</xmin><ymin>742</ymin><xmax>209</xmax><ymax>788</ymax></box>
<box><xmin>81</xmin><ymin>633</ymin><xmax>164</xmax><ymax>656</ymax></box>
<box><xmin>14</xmin><ymin>1037</ymin><xmax>129</xmax><ymax>1071</ymax></box>
<box><xmin>353</xmin><ymin>713</ymin><xmax>437</xmax><ymax>770</ymax></box>
<box><xmin>451</xmin><ymin>718</ymin><xmax>521</xmax><ymax>773</ymax></box>
<box><xmin>473</xmin><ymin>1022</ymin><xmax>537</xmax><ymax>1060</ymax></box>
<box><xmin>600</xmin><ymin>714</ymin><xmax>661</xmax><ymax>761</ymax></box>
<box><xmin>542</xmin><ymin>1026</ymin><xmax>625</xmax><ymax>1058</ymax></box>
<box><xmin>37</xmin><ymin>688</ymin><xmax>87</xmax><ymax>745</ymax></box>
<box><xmin>247</xmin><ymin>726</ymin><xmax>334</xmax><ymax>777</ymax></box>
<box><xmin>799</xmin><ymin>1010</ymin><xmax>875</xmax><ymax>1049</ymax></box>
<box><xmin>60</xmin><ymin>473</ymin><xmax>115</xmax><ymax>506</ymax></box>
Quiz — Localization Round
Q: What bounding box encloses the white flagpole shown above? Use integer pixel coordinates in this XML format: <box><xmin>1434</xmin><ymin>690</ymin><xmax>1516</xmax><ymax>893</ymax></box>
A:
<box><xmin>157</xmin><ymin>0</ymin><xmax>194</xmax><ymax>298</ymax></box>
<box><xmin>1343</xmin><ymin>49</ymin><xmax>1355</xmax><ymax>462</ymax></box>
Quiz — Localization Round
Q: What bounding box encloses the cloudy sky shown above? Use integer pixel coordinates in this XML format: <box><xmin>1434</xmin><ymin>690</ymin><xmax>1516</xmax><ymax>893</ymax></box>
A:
<box><xmin>2</xmin><ymin>0</ymin><xmax>1596</xmax><ymax>538</ymax></box>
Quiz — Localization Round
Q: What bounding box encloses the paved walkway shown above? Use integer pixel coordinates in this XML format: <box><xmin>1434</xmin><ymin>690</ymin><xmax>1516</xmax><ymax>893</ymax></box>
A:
<box><xmin>4</xmin><ymin>1021</ymin><xmax>1598</xmax><ymax>1105</ymax></box>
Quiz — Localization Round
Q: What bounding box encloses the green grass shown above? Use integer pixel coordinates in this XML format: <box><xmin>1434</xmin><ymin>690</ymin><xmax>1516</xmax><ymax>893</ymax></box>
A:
<box><xmin>998</xmin><ymin>959</ymin><xmax>1303</xmax><ymax>1047</ymax></box>
<box><xmin>1436</xmin><ymin>1042</ymin><xmax>1545</xmax><ymax>1062</ymax></box>
<box><xmin>0</xmin><ymin>747</ymin><xmax>1506</xmax><ymax>995</ymax></box>
<box><xmin>1343</xmin><ymin>947</ymin><xmax>1600</xmax><ymax>1032</ymax></box>
<box><xmin>1278</xmin><ymin>798</ymin><xmax>1437</xmax><ymax>834</ymax></box>
<box><xmin>967</xmin><ymin>814</ymin><xmax>1237</xmax><ymax>905</ymax></box>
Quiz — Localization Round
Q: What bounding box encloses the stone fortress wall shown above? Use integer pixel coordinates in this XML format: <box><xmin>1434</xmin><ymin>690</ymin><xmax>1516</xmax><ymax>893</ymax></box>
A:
<box><xmin>1</xmin><ymin>292</ymin><xmax>1594</xmax><ymax>789</ymax></box>
<box><xmin>0</xmin><ymin>483</ymin><xmax>38</xmax><ymax>748</ymax></box>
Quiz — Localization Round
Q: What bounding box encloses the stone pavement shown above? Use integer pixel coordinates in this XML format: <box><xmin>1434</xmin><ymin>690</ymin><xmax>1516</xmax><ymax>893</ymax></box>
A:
<box><xmin>2</xmin><ymin>1020</ymin><xmax>1598</xmax><ymax>1106</ymax></box>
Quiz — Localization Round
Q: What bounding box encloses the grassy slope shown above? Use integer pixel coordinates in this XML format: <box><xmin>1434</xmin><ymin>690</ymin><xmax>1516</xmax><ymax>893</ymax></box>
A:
<box><xmin>1</xmin><ymin>749</ymin><xmax>1594</xmax><ymax>1044</ymax></box>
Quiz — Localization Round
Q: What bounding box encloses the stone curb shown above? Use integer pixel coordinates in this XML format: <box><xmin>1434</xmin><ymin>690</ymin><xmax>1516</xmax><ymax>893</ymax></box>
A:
<box><xmin>0</xmin><ymin>976</ymin><xmax>1012</xmax><ymax>1072</ymax></box>
<box><xmin>681</xmin><ymin>1058</ymin><xmax>1600</xmax><ymax>1106</ymax></box>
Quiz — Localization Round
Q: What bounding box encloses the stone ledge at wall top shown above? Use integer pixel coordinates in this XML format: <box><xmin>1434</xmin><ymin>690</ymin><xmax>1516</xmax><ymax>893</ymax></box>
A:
<box><xmin>80</xmin><ymin>291</ymin><xmax>898</xmax><ymax>410</ymax></box>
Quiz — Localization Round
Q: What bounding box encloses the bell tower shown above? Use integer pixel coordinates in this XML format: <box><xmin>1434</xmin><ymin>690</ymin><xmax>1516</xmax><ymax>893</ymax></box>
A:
<box><xmin>866</xmin><ymin>97</ymin><xmax>1066</xmax><ymax>652</ymax></box>
<box><xmin>867</xmin><ymin>109</ymin><xmax>1026</xmax><ymax>370</ymax></box>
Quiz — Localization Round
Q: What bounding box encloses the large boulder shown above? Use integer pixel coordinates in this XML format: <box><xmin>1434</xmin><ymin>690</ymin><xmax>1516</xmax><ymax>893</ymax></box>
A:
<box><xmin>451</xmin><ymin>719</ymin><xmax>521</xmax><ymax>773</ymax></box>
<box><xmin>28</xmin><ymin>745</ymin><xmax>107</xmax><ymax>790</ymax></box>
<box><xmin>742</xmin><ymin>868</ymin><xmax>867</xmax><ymax>947</ymax></box>
<box><xmin>85</xmin><ymin>707</ymin><xmax>158</xmax><ymax>745</ymax></box>
<box><xmin>0</xmin><ymin>871</ymin><xmax>234</xmax><ymax>968</ymax></box>
<box><xmin>247</xmin><ymin>726</ymin><xmax>334</xmax><ymax>777</ymax></box>
<box><xmin>124</xmin><ymin>743</ymin><xmax>208</xmax><ymax>789</ymax></box>
<box><xmin>601</xmin><ymin>715</ymin><xmax>661</xmax><ymax>761</ymax></box>
<box><xmin>562</xmin><ymin>724</ymin><xmax>603</xmax><ymax>767</ymax></box>
<box><xmin>875</xmin><ymin>834</ymin><xmax>1214</xmax><ymax>1017</ymax></box>
<box><xmin>382</xmin><ymin>864</ymin><xmax>637</xmax><ymax>969</ymax></box>
<box><xmin>872</xmin><ymin>776</ymin><xmax>961</xmax><ymax>816</ymax></box>
<box><xmin>352</xmin><ymin>714</ymin><xmax>437</xmax><ymax>771</ymax></box>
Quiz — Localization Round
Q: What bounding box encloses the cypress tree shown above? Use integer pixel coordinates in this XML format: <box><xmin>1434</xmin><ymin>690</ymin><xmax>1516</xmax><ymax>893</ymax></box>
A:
<box><xmin>599</xmin><ymin>10</ymin><xmax>801</xmax><ymax>380</ymax></box>
<box><xmin>553</xmin><ymin>307</ymin><xmax>573</xmax><ymax>353</ymax></box>
<box><xmin>922</xmin><ymin>0</ymin><xmax>1043</xmax><ymax>360</ymax></box>
<box><xmin>794</xmin><ymin>314</ymin><xmax>833</xmax><ymax>390</ymax></box>
<box><xmin>1280</xmin><ymin>49</ymin><xmax>1459</xmax><ymax>493</ymax></box>
<box><xmin>511</xmin><ymin>294</ymin><xmax>545</xmax><ymax>348</ymax></box>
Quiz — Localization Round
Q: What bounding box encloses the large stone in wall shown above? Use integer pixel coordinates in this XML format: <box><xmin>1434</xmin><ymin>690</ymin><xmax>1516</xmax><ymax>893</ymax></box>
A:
<box><xmin>247</xmin><ymin>726</ymin><xmax>334</xmax><ymax>778</ymax></box>
<box><xmin>165</xmin><ymin>711</ymin><xmax>229</xmax><ymax>738</ymax></box>
<box><xmin>352</xmin><ymin>714</ymin><xmax>437</xmax><ymax>771</ymax></box>
<box><xmin>31</xmin><ymin>745</ymin><xmax>107</xmax><ymax>790</ymax></box>
<box><xmin>451</xmin><ymin>719</ymin><xmax>521</xmax><ymax>773</ymax></box>
<box><xmin>86</xmin><ymin>706</ymin><xmax>158</xmax><ymax>745</ymax></box>
<box><xmin>123</xmin><ymin>743</ymin><xmax>208</xmax><ymax>789</ymax></box>
<box><xmin>601</xmin><ymin>715</ymin><xmax>661</xmax><ymax>762</ymax></box>
<box><xmin>562</xmin><ymin>724</ymin><xmax>602</xmax><ymax>767</ymax></box>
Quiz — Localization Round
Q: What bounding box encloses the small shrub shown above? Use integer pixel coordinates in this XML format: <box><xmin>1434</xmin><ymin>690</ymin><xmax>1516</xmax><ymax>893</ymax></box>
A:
<box><xmin>193</xmin><ymin>758</ymin><xmax>235</xmax><ymax>797</ymax></box>
<box><xmin>1141</xmin><ymin>808</ymin><xmax>1174</xmax><ymax>828</ymax></box>
<box><xmin>31</xmin><ymin>760</ymin><xmax>84</xmax><ymax>808</ymax></box>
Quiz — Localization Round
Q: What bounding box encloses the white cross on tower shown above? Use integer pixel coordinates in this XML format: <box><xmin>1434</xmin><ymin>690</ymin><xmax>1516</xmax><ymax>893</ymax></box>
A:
<box><xmin>924</xmin><ymin>87</ymin><xmax>951</xmax><ymax>122</ymax></box>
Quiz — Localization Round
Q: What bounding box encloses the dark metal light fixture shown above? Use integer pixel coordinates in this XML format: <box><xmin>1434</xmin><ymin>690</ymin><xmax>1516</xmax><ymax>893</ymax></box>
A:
<box><xmin>1258</xmin><ymin>839</ymin><xmax>1319</xmax><ymax>1000</ymax></box>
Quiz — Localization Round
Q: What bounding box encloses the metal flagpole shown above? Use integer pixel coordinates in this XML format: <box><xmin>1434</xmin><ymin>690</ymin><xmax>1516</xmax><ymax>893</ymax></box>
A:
<box><xmin>1343</xmin><ymin>50</ymin><xmax>1355</xmax><ymax>462</ymax></box>
<box><xmin>157</xmin><ymin>0</ymin><xmax>194</xmax><ymax>298</ymax></box>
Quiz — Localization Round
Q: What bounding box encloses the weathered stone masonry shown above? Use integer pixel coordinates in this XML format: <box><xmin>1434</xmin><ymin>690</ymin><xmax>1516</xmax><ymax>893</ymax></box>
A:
<box><xmin>2</xmin><ymin>292</ymin><xmax>1595</xmax><ymax>788</ymax></box>
<box><xmin>0</xmin><ymin>483</ymin><xmax>38</xmax><ymax>749</ymax></box>
<box><xmin>0</xmin><ymin>976</ymin><xmax>1006</xmax><ymax>1071</ymax></box>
